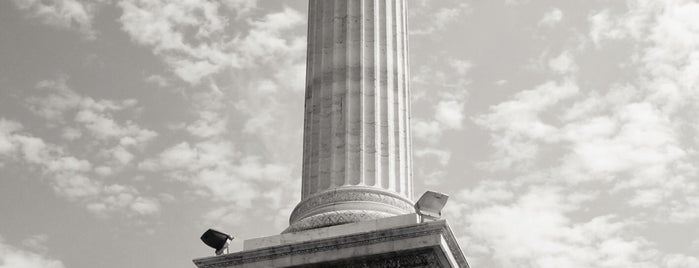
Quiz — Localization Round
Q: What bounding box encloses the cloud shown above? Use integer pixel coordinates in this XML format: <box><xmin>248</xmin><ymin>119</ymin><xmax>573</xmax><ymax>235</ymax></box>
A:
<box><xmin>459</xmin><ymin>2</ymin><xmax>699</xmax><ymax>266</ymax></box>
<box><xmin>548</xmin><ymin>50</ymin><xmax>578</xmax><ymax>75</ymax></box>
<box><xmin>140</xmin><ymin>140</ymin><xmax>293</xmax><ymax>206</ymax></box>
<box><xmin>539</xmin><ymin>8</ymin><xmax>564</xmax><ymax>27</ymax></box>
<box><xmin>0</xmin><ymin>120</ymin><xmax>160</xmax><ymax>216</ymax></box>
<box><xmin>20</xmin><ymin>235</ymin><xmax>49</xmax><ymax>255</ymax></box>
<box><xmin>118</xmin><ymin>0</ymin><xmax>303</xmax><ymax>85</ymax></box>
<box><xmin>222</xmin><ymin>0</ymin><xmax>258</xmax><ymax>18</ymax></box>
<box><xmin>475</xmin><ymin>79</ymin><xmax>579</xmax><ymax>169</ymax></box>
<box><xmin>27</xmin><ymin>77</ymin><xmax>157</xmax><ymax>168</ymax></box>
<box><xmin>435</xmin><ymin>100</ymin><xmax>465</xmax><ymax>130</ymax></box>
<box><xmin>186</xmin><ymin>110</ymin><xmax>227</xmax><ymax>139</ymax></box>
<box><xmin>415</xmin><ymin>148</ymin><xmax>452</xmax><ymax>185</ymax></box>
<box><xmin>411</xmin><ymin>3</ymin><xmax>471</xmax><ymax>35</ymax></box>
<box><xmin>415</xmin><ymin>148</ymin><xmax>452</xmax><ymax>167</ymax></box>
<box><xmin>0</xmin><ymin>77</ymin><xmax>163</xmax><ymax>217</ymax></box>
<box><xmin>139</xmin><ymin>138</ymin><xmax>297</xmax><ymax>227</ymax></box>
<box><xmin>448</xmin><ymin>186</ymin><xmax>666</xmax><ymax>268</ymax></box>
<box><xmin>118</xmin><ymin>0</ymin><xmax>233</xmax><ymax>84</ymax></box>
<box><xmin>12</xmin><ymin>0</ymin><xmax>99</xmax><ymax>39</ymax></box>
<box><xmin>0</xmin><ymin>236</ymin><xmax>65</xmax><ymax>268</ymax></box>
<box><xmin>504</xmin><ymin>0</ymin><xmax>530</xmax><ymax>7</ymax></box>
<box><xmin>87</xmin><ymin>185</ymin><xmax>161</xmax><ymax>216</ymax></box>
<box><xmin>411</xmin><ymin>60</ymin><xmax>470</xmax><ymax>143</ymax></box>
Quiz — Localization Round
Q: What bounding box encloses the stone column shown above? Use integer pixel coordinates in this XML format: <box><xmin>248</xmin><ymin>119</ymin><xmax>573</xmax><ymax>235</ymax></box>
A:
<box><xmin>287</xmin><ymin>0</ymin><xmax>414</xmax><ymax>233</ymax></box>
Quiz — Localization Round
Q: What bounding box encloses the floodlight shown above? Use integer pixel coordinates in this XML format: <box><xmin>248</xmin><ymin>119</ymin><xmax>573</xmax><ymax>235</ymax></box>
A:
<box><xmin>415</xmin><ymin>191</ymin><xmax>449</xmax><ymax>222</ymax></box>
<box><xmin>200</xmin><ymin>229</ymin><xmax>233</xmax><ymax>255</ymax></box>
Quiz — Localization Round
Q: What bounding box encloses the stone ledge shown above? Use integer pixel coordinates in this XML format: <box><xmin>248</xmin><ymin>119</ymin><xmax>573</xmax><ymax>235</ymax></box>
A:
<box><xmin>246</xmin><ymin>213</ymin><xmax>419</xmax><ymax>250</ymax></box>
<box><xmin>193</xmin><ymin>219</ymin><xmax>469</xmax><ymax>268</ymax></box>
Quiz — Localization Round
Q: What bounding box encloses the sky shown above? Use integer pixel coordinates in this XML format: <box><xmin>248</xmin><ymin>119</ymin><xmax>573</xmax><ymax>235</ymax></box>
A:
<box><xmin>0</xmin><ymin>0</ymin><xmax>698</xmax><ymax>267</ymax></box>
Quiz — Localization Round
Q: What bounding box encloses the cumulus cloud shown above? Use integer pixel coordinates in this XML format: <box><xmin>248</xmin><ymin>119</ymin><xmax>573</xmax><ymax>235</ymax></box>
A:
<box><xmin>222</xmin><ymin>0</ymin><xmax>258</xmax><ymax>18</ymax></box>
<box><xmin>0</xmin><ymin>118</ymin><xmax>160</xmax><ymax>217</ymax></box>
<box><xmin>140</xmin><ymin>140</ymin><xmax>291</xmax><ymax>204</ymax></box>
<box><xmin>411</xmin><ymin>60</ymin><xmax>470</xmax><ymax>143</ymax></box>
<box><xmin>12</xmin><ymin>0</ymin><xmax>100</xmax><ymax>39</ymax></box>
<box><xmin>118</xmin><ymin>0</ymin><xmax>233</xmax><ymax>84</ymax></box>
<box><xmin>448</xmin><ymin>186</ymin><xmax>671</xmax><ymax>268</ymax></box>
<box><xmin>548</xmin><ymin>50</ymin><xmax>578</xmax><ymax>75</ymax></box>
<box><xmin>27</xmin><ymin>77</ymin><xmax>157</xmax><ymax>168</ymax></box>
<box><xmin>435</xmin><ymin>100</ymin><xmax>465</xmax><ymax>130</ymax></box>
<box><xmin>476</xmin><ymin>79</ymin><xmax>579</xmax><ymax>169</ymax></box>
<box><xmin>415</xmin><ymin>148</ymin><xmax>452</xmax><ymax>167</ymax></box>
<box><xmin>0</xmin><ymin>236</ymin><xmax>65</xmax><ymax>268</ymax></box>
<box><xmin>118</xmin><ymin>0</ymin><xmax>303</xmax><ymax>85</ymax></box>
<box><xmin>539</xmin><ymin>8</ymin><xmax>564</xmax><ymax>27</ymax></box>
<box><xmin>460</xmin><ymin>2</ymin><xmax>699</xmax><ymax>266</ymax></box>
<box><xmin>411</xmin><ymin>1</ymin><xmax>470</xmax><ymax>35</ymax></box>
<box><xmin>0</xmin><ymin>76</ymin><xmax>163</xmax><ymax>217</ymax></box>
<box><xmin>20</xmin><ymin>235</ymin><xmax>49</xmax><ymax>254</ymax></box>
<box><xmin>504</xmin><ymin>0</ymin><xmax>530</xmax><ymax>7</ymax></box>
<box><xmin>186</xmin><ymin>110</ymin><xmax>228</xmax><ymax>139</ymax></box>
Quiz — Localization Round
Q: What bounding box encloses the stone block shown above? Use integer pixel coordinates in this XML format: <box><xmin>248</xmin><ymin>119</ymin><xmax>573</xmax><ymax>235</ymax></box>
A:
<box><xmin>193</xmin><ymin>218</ymin><xmax>469</xmax><ymax>268</ymax></box>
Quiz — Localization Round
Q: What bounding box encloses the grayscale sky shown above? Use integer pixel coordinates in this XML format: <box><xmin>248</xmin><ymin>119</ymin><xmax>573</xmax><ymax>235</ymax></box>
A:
<box><xmin>1</xmin><ymin>0</ymin><xmax>698</xmax><ymax>267</ymax></box>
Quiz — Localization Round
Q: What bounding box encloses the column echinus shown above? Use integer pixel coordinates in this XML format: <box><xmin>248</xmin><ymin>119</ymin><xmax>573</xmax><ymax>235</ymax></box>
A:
<box><xmin>286</xmin><ymin>0</ymin><xmax>413</xmax><ymax>233</ymax></box>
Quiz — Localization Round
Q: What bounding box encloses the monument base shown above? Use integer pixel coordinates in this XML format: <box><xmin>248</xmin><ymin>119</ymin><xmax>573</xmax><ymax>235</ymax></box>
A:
<box><xmin>192</xmin><ymin>214</ymin><xmax>469</xmax><ymax>268</ymax></box>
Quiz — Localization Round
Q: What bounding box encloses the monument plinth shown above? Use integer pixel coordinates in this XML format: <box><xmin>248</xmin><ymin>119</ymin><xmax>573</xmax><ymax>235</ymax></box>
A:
<box><xmin>194</xmin><ymin>215</ymin><xmax>468</xmax><ymax>268</ymax></box>
<box><xmin>193</xmin><ymin>0</ymin><xmax>469</xmax><ymax>267</ymax></box>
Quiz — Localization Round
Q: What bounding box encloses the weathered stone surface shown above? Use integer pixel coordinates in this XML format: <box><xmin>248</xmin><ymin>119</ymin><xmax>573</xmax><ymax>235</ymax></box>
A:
<box><xmin>293</xmin><ymin>0</ymin><xmax>414</xmax><ymax>232</ymax></box>
<box><xmin>246</xmin><ymin>214</ymin><xmax>419</xmax><ymax>251</ymax></box>
<box><xmin>193</xmin><ymin>219</ymin><xmax>470</xmax><ymax>268</ymax></box>
<box><xmin>192</xmin><ymin>1</ymin><xmax>470</xmax><ymax>267</ymax></box>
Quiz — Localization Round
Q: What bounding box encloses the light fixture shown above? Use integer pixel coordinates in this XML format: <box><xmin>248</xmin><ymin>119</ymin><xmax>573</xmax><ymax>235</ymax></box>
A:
<box><xmin>200</xmin><ymin>229</ymin><xmax>234</xmax><ymax>256</ymax></box>
<box><xmin>415</xmin><ymin>191</ymin><xmax>449</xmax><ymax>223</ymax></box>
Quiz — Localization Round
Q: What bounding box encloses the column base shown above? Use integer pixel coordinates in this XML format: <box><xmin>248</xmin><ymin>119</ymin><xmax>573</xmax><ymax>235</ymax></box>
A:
<box><xmin>288</xmin><ymin>187</ymin><xmax>414</xmax><ymax>232</ymax></box>
<box><xmin>193</xmin><ymin>214</ymin><xmax>470</xmax><ymax>268</ymax></box>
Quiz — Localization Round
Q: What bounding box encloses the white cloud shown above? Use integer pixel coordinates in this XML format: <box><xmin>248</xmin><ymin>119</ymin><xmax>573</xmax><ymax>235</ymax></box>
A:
<box><xmin>449</xmin><ymin>187</ymin><xmax>662</xmax><ymax>268</ymax></box>
<box><xmin>234</xmin><ymin>7</ymin><xmax>305</xmax><ymax>66</ymax></box>
<box><xmin>20</xmin><ymin>235</ymin><xmax>49</xmax><ymax>255</ymax></box>
<box><xmin>118</xmin><ymin>0</ymin><xmax>303</xmax><ymax>85</ymax></box>
<box><xmin>1</xmin><ymin>115</ymin><xmax>159</xmax><ymax>217</ymax></box>
<box><xmin>411</xmin><ymin>2</ymin><xmax>471</xmax><ymax>35</ymax></box>
<box><xmin>86</xmin><ymin>184</ymin><xmax>161</xmax><ymax>216</ymax></box>
<box><xmin>663</xmin><ymin>254</ymin><xmax>699</xmax><ymax>268</ymax></box>
<box><xmin>415</xmin><ymin>148</ymin><xmax>452</xmax><ymax>166</ymax></box>
<box><xmin>140</xmin><ymin>140</ymin><xmax>292</xmax><ymax>206</ymax></box>
<box><xmin>118</xmin><ymin>0</ymin><xmax>232</xmax><ymax>84</ymax></box>
<box><xmin>0</xmin><ymin>120</ymin><xmax>23</xmax><ymax>156</ymax></box>
<box><xmin>222</xmin><ymin>0</ymin><xmax>258</xmax><ymax>18</ymax></box>
<box><xmin>476</xmin><ymin>79</ymin><xmax>579</xmax><ymax>169</ymax></box>
<box><xmin>463</xmin><ymin>4</ymin><xmax>699</xmax><ymax>266</ymax></box>
<box><xmin>0</xmin><ymin>236</ymin><xmax>65</xmax><ymax>268</ymax></box>
<box><xmin>539</xmin><ymin>8</ymin><xmax>564</xmax><ymax>27</ymax></box>
<box><xmin>411</xmin><ymin>62</ymin><xmax>470</xmax><ymax>143</ymax></box>
<box><xmin>27</xmin><ymin>77</ymin><xmax>157</xmax><ymax>167</ymax></box>
<box><xmin>504</xmin><ymin>0</ymin><xmax>530</xmax><ymax>7</ymax></box>
<box><xmin>589</xmin><ymin>10</ymin><xmax>629</xmax><ymax>47</ymax></box>
<box><xmin>186</xmin><ymin>110</ymin><xmax>227</xmax><ymax>138</ymax></box>
<box><xmin>145</xmin><ymin>74</ymin><xmax>170</xmax><ymax>88</ymax></box>
<box><xmin>450</xmin><ymin>59</ymin><xmax>473</xmax><ymax>76</ymax></box>
<box><xmin>413</xmin><ymin>119</ymin><xmax>443</xmax><ymax>142</ymax></box>
<box><xmin>548</xmin><ymin>51</ymin><xmax>578</xmax><ymax>75</ymax></box>
<box><xmin>12</xmin><ymin>0</ymin><xmax>99</xmax><ymax>39</ymax></box>
<box><xmin>60</xmin><ymin>127</ymin><xmax>82</xmax><ymax>141</ymax></box>
<box><xmin>27</xmin><ymin>78</ymin><xmax>81</xmax><ymax>123</ymax></box>
<box><xmin>435</xmin><ymin>100</ymin><xmax>465</xmax><ymax>130</ymax></box>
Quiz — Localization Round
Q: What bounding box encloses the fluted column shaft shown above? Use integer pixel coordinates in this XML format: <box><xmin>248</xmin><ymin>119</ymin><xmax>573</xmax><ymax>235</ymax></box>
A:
<box><xmin>288</xmin><ymin>0</ymin><xmax>413</xmax><ymax>233</ymax></box>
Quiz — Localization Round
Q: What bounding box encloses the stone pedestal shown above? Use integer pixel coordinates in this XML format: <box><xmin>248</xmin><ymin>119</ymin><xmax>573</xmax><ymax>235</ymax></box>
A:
<box><xmin>193</xmin><ymin>215</ymin><xmax>469</xmax><ymax>268</ymax></box>
<box><xmin>193</xmin><ymin>0</ymin><xmax>470</xmax><ymax>266</ymax></box>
